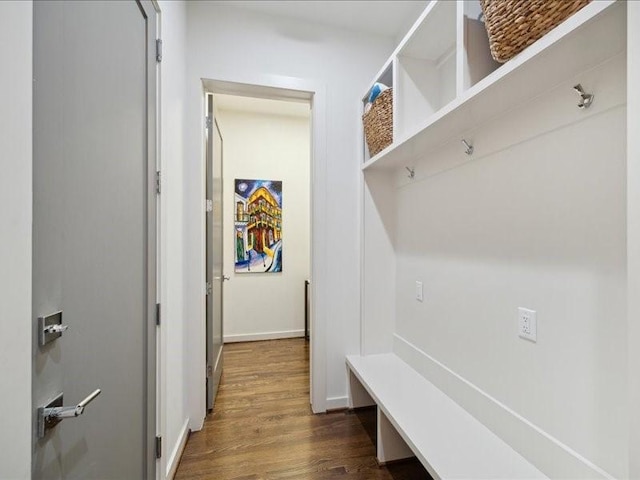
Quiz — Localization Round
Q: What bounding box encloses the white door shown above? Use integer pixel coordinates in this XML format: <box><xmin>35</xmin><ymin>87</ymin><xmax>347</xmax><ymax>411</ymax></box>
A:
<box><xmin>32</xmin><ymin>1</ymin><xmax>157</xmax><ymax>478</ymax></box>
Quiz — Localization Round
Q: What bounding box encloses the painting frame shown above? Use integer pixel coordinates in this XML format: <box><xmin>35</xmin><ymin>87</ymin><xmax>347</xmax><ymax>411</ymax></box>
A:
<box><xmin>234</xmin><ymin>179</ymin><xmax>283</xmax><ymax>273</ymax></box>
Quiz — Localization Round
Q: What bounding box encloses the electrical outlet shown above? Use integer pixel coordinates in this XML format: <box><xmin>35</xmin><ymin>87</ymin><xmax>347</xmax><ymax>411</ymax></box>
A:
<box><xmin>415</xmin><ymin>281</ymin><xmax>423</xmax><ymax>302</ymax></box>
<box><xmin>518</xmin><ymin>308</ymin><xmax>537</xmax><ymax>342</ymax></box>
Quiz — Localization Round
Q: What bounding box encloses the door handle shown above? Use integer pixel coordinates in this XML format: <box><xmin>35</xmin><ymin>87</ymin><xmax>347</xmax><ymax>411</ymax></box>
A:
<box><xmin>45</xmin><ymin>389</ymin><xmax>101</xmax><ymax>418</ymax></box>
<box><xmin>38</xmin><ymin>389</ymin><xmax>101</xmax><ymax>437</ymax></box>
<box><xmin>223</xmin><ymin>275</ymin><xmax>230</xmax><ymax>281</ymax></box>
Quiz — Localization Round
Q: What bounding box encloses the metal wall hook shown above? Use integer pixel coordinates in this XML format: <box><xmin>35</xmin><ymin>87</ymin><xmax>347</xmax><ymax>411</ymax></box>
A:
<box><xmin>405</xmin><ymin>167</ymin><xmax>415</xmax><ymax>179</ymax></box>
<box><xmin>461</xmin><ymin>139</ymin><xmax>474</xmax><ymax>155</ymax></box>
<box><xmin>573</xmin><ymin>84</ymin><xmax>594</xmax><ymax>109</ymax></box>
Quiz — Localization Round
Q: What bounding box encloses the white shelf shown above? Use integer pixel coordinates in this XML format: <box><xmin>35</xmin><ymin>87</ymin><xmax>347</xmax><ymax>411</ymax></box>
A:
<box><xmin>398</xmin><ymin>0</ymin><xmax>457</xmax><ymax>61</ymax></box>
<box><xmin>362</xmin><ymin>0</ymin><xmax>623</xmax><ymax>172</ymax></box>
<box><xmin>457</xmin><ymin>1</ymin><xmax>500</xmax><ymax>94</ymax></box>
<box><xmin>395</xmin><ymin>0</ymin><xmax>457</xmax><ymax>140</ymax></box>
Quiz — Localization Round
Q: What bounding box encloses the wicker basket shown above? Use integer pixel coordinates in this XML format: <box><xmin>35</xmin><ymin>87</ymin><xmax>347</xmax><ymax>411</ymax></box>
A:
<box><xmin>480</xmin><ymin>0</ymin><xmax>590</xmax><ymax>63</ymax></box>
<box><xmin>363</xmin><ymin>88</ymin><xmax>393</xmax><ymax>157</ymax></box>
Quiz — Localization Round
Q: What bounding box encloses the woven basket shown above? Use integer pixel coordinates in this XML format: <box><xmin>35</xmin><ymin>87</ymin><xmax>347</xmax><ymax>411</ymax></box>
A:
<box><xmin>480</xmin><ymin>0</ymin><xmax>590</xmax><ymax>63</ymax></box>
<box><xmin>363</xmin><ymin>88</ymin><xmax>393</xmax><ymax>157</ymax></box>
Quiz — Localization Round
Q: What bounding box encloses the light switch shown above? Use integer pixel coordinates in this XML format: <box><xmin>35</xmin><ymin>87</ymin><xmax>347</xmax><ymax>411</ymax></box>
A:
<box><xmin>416</xmin><ymin>281</ymin><xmax>423</xmax><ymax>302</ymax></box>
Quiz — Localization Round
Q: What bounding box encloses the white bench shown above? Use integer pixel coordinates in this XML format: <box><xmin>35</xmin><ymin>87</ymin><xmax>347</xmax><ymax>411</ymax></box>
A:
<box><xmin>346</xmin><ymin>354</ymin><xmax>547</xmax><ymax>479</ymax></box>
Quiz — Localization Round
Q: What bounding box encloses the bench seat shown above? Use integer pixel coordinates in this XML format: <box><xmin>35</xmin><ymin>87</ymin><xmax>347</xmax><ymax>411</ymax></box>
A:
<box><xmin>346</xmin><ymin>353</ymin><xmax>547</xmax><ymax>479</ymax></box>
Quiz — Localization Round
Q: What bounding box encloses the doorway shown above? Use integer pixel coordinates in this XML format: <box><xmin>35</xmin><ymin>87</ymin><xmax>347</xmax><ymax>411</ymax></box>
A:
<box><xmin>202</xmin><ymin>80</ymin><xmax>313</xmax><ymax>409</ymax></box>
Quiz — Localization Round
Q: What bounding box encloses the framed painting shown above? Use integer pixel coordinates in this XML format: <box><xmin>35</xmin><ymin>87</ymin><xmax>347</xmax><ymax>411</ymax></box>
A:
<box><xmin>234</xmin><ymin>179</ymin><xmax>282</xmax><ymax>273</ymax></box>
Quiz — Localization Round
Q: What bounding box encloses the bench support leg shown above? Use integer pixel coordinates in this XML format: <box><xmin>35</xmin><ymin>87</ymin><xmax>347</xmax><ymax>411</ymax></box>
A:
<box><xmin>348</xmin><ymin>368</ymin><xmax>375</xmax><ymax>408</ymax></box>
<box><xmin>377</xmin><ymin>408</ymin><xmax>414</xmax><ymax>465</ymax></box>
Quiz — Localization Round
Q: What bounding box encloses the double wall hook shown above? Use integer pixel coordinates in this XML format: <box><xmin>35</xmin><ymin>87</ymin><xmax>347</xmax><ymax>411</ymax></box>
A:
<box><xmin>461</xmin><ymin>139</ymin><xmax>474</xmax><ymax>156</ymax></box>
<box><xmin>573</xmin><ymin>84</ymin><xmax>594</xmax><ymax>109</ymax></box>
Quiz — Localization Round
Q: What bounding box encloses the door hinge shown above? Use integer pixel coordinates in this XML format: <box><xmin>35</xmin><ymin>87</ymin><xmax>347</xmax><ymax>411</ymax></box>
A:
<box><xmin>207</xmin><ymin>364</ymin><xmax>212</xmax><ymax>378</ymax></box>
<box><xmin>155</xmin><ymin>170</ymin><xmax>161</xmax><ymax>194</ymax></box>
<box><xmin>155</xmin><ymin>303</ymin><xmax>161</xmax><ymax>326</ymax></box>
<box><xmin>206</xmin><ymin>199</ymin><xmax>213</xmax><ymax>213</ymax></box>
<box><xmin>205</xmin><ymin>115</ymin><xmax>212</xmax><ymax>131</ymax></box>
<box><xmin>156</xmin><ymin>39</ymin><xmax>163</xmax><ymax>63</ymax></box>
<box><xmin>155</xmin><ymin>435</ymin><xmax>162</xmax><ymax>459</ymax></box>
<box><xmin>205</xmin><ymin>281</ymin><xmax>212</xmax><ymax>296</ymax></box>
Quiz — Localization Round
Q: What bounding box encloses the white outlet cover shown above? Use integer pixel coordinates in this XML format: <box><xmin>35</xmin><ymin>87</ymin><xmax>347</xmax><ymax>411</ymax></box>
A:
<box><xmin>416</xmin><ymin>281</ymin><xmax>423</xmax><ymax>302</ymax></box>
<box><xmin>518</xmin><ymin>307</ymin><xmax>537</xmax><ymax>342</ymax></box>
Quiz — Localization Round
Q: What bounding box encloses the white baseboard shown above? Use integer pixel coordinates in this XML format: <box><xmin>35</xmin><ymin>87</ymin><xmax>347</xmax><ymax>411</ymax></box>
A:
<box><xmin>224</xmin><ymin>329</ymin><xmax>305</xmax><ymax>343</ymax></box>
<box><xmin>393</xmin><ymin>334</ymin><xmax>614</xmax><ymax>480</ymax></box>
<box><xmin>326</xmin><ymin>396</ymin><xmax>349</xmax><ymax>411</ymax></box>
<box><xmin>166</xmin><ymin>419</ymin><xmax>190</xmax><ymax>480</ymax></box>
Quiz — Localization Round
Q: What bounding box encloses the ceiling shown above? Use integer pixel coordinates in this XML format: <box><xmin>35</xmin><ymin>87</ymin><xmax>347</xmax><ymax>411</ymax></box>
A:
<box><xmin>214</xmin><ymin>94</ymin><xmax>311</xmax><ymax>118</ymax></box>
<box><xmin>210</xmin><ymin>1</ymin><xmax>430</xmax><ymax>116</ymax></box>
<box><xmin>211</xmin><ymin>1</ymin><xmax>428</xmax><ymax>39</ymax></box>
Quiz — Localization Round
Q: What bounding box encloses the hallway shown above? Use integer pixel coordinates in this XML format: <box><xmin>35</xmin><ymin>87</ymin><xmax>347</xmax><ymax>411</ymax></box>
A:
<box><xmin>175</xmin><ymin>339</ymin><xmax>430</xmax><ymax>479</ymax></box>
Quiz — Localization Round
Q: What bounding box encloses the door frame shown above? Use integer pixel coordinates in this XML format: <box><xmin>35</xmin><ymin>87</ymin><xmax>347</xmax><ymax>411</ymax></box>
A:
<box><xmin>141</xmin><ymin>0</ymin><xmax>160</xmax><ymax>477</ymax></box>
<box><xmin>201</xmin><ymin>75</ymin><xmax>328</xmax><ymax>413</ymax></box>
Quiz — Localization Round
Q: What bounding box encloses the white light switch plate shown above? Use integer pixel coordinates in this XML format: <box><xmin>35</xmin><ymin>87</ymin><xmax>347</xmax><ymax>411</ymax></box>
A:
<box><xmin>518</xmin><ymin>307</ymin><xmax>537</xmax><ymax>342</ymax></box>
<box><xmin>416</xmin><ymin>281</ymin><xmax>423</xmax><ymax>302</ymax></box>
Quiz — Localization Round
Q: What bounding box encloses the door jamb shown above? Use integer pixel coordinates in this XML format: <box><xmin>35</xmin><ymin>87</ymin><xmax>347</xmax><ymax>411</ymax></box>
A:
<box><xmin>139</xmin><ymin>1</ymin><xmax>160</xmax><ymax>478</ymax></box>
<box><xmin>201</xmin><ymin>75</ymin><xmax>328</xmax><ymax>413</ymax></box>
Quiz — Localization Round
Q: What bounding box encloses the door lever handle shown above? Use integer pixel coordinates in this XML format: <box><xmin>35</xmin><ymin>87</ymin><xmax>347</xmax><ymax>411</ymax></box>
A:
<box><xmin>77</xmin><ymin>389</ymin><xmax>101</xmax><ymax>410</ymax></box>
<box><xmin>38</xmin><ymin>389</ymin><xmax>101</xmax><ymax>437</ymax></box>
<box><xmin>44</xmin><ymin>389</ymin><xmax>101</xmax><ymax>419</ymax></box>
<box><xmin>223</xmin><ymin>275</ymin><xmax>230</xmax><ymax>281</ymax></box>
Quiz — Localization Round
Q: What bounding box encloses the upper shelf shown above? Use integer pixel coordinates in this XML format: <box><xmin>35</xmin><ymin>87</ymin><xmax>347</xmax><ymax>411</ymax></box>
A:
<box><xmin>398</xmin><ymin>0</ymin><xmax>457</xmax><ymax>61</ymax></box>
<box><xmin>362</xmin><ymin>0</ymin><xmax>624</xmax><ymax>171</ymax></box>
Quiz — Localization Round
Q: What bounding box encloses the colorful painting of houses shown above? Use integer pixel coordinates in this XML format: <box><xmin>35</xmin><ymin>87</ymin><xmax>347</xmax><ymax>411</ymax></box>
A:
<box><xmin>234</xmin><ymin>179</ymin><xmax>283</xmax><ymax>273</ymax></box>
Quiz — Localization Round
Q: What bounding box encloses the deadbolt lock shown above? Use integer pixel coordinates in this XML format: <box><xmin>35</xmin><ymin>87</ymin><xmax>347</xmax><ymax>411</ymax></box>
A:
<box><xmin>38</xmin><ymin>311</ymin><xmax>68</xmax><ymax>347</ymax></box>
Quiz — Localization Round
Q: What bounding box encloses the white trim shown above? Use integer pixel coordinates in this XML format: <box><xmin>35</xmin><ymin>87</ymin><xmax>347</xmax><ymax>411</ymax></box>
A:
<box><xmin>358</xmin><ymin>96</ymin><xmax>365</xmax><ymax>357</ymax></box>
<box><xmin>201</xmin><ymin>73</ymin><xmax>328</xmax><ymax>415</ymax></box>
<box><xmin>166</xmin><ymin>419</ymin><xmax>190</xmax><ymax>480</ymax></box>
<box><xmin>224</xmin><ymin>329</ymin><xmax>305</xmax><ymax>343</ymax></box>
<box><xmin>309</xmin><ymin>80</ymin><xmax>328</xmax><ymax>414</ymax></box>
<box><xmin>154</xmin><ymin>6</ymin><xmax>163</xmax><ymax>480</ymax></box>
<box><xmin>326</xmin><ymin>396</ymin><xmax>349</xmax><ymax>411</ymax></box>
<box><xmin>393</xmin><ymin>334</ymin><xmax>616</xmax><ymax>480</ymax></box>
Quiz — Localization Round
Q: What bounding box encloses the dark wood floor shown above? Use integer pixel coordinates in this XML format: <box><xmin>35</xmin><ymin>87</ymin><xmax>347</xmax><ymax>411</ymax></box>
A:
<box><xmin>175</xmin><ymin>338</ymin><xmax>431</xmax><ymax>479</ymax></box>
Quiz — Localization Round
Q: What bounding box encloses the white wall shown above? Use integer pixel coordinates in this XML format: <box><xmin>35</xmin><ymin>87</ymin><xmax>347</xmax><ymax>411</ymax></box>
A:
<box><xmin>216</xmin><ymin>105</ymin><xmax>310</xmax><ymax>342</ymax></box>
<box><xmin>158</xmin><ymin>1</ymin><xmax>190</xmax><ymax>478</ymax></box>
<box><xmin>0</xmin><ymin>1</ymin><xmax>33</xmax><ymax>478</ymax></box>
<box><xmin>184</xmin><ymin>4</ymin><xmax>395</xmax><ymax>425</ymax></box>
<box><xmin>389</xmin><ymin>54</ymin><xmax>627</xmax><ymax>477</ymax></box>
